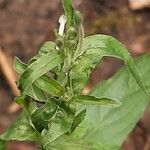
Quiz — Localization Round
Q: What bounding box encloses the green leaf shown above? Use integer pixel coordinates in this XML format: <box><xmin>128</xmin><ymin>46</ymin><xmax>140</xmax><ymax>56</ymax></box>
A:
<box><xmin>62</xmin><ymin>0</ymin><xmax>74</xmax><ymax>27</ymax></box>
<box><xmin>38</xmin><ymin>41</ymin><xmax>56</xmax><ymax>55</ymax></box>
<box><xmin>72</xmin><ymin>54</ymin><xmax>150</xmax><ymax>147</ymax></box>
<box><xmin>69</xmin><ymin>109</ymin><xmax>86</xmax><ymax>134</ymax></box>
<box><xmin>42</xmin><ymin>134</ymin><xmax>120</xmax><ymax>150</ymax></box>
<box><xmin>19</xmin><ymin>52</ymin><xmax>63</xmax><ymax>94</ymax></box>
<box><xmin>14</xmin><ymin>57</ymin><xmax>46</xmax><ymax>101</ymax></box>
<box><xmin>0</xmin><ymin>111</ymin><xmax>38</xmax><ymax>142</ymax></box>
<box><xmin>19</xmin><ymin>51</ymin><xmax>63</xmax><ymax>94</ymax></box>
<box><xmin>14</xmin><ymin>57</ymin><xmax>27</xmax><ymax>74</ymax></box>
<box><xmin>14</xmin><ymin>96</ymin><xmax>29</xmax><ymax>106</ymax></box>
<box><xmin>72</xmin><ymin>95</ymin><xmax>121</xmax><ymax>107</ymax></box>
<box><xmin>70</xmin><ymin>34</ymin><xmax>146</xmax><ymax>94</ymax></box>
<box><xmin>0</xmin><ymin>139</ymin><xmax>7</xmax><ymax>150</ymax></box>
<box><xmin>41</xmin><ymin>101</ymin><xmax>75</xmax><ymax>146</ymax></box>
<box><xmin>29</xmin><ymin>41</ymin><xmax>56</xmax><ymax>64</ymax></box>
<box><xmin>27</xmin><ymin>85</ymin><xmax>46</xmax><ymax>102</ymax></box>
<box><xmin>14</xmin><ymin>55</ymin><xmax>65</xmax><ymax>98</ymax></box>
<box><xmin>42</xmin><ymin>122</ymin><xmax>66</xmax><ymax>146</ymax></box>
<box><xmin>31</xmin><ymin>100</ymin><xmax>58</xmax><ymax>132</ymax></box>
<box><xmin>34</xmin><ymin>75</ymin><xmax>65</xmax><ymax>97</ymax></box>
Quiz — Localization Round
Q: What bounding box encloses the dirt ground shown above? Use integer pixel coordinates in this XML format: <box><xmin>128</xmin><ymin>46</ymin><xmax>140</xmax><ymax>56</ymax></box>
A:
<box><xmin>0</xmin><ymin>0</ymin><xmax>150</xmax><ymax>149</ymax></box>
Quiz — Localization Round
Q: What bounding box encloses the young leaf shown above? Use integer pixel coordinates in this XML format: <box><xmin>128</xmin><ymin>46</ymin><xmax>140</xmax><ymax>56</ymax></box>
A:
<box><xmin>14</xmin><ymin>57</ymin><xmax>65</xmax><ymax>101</ymax></box>
<box><xmin>27</xmin><ymin>85</ymin><xmax>47</xmax><ymax>102</ymax></box>
<box><xmin>41</xmin><ymin>102</ymin><xmax>75</xmax><ymax>145</ymax></box>
<box><xmin>14</xmin><ymin>53</ymin><xmax>65</xmax><ymax>98</ymax></box>
<box><xmin>31</xmin><ymin>100</ymin><xmax>58</xmax><ymax>133</ymax></box>
<box><xmin>42</xmin><ymin>122</ymin><xmax>67</xmax><ymax>146</ymax></box>
<box><xmin>14</xmin><ymin>57</ymin><xmax>46</xmax><ymax>101</ymax></box>
<box><xmin>70</xmin><ymin>34</ymin><xmax>146</xmax><ymax>94</ymax></box>
<box><xmin>0</xmin><ymin>111</ymin><xmax>38</xmax><ymax>142</ymax></box>
<box><xmin>72</xmin><ymin>54</ymin><xmax>150</xmax><ymax>148</ymax></box>
<box><xmin>62</xmin><ymin>0</ymin><xmax>74</xmax><ymax>28</ymax></box>
<box><xmin>34</xmin><ymin>75</ymin><xmax>65</xmax><ymax>97</ymax></box>
<box><xmin>14</xmin><ymin>96</ymin><xmax>28</xmax><ymax>106</ymax></box>
<box><xmin>19</xmin><ymin>51</ymin><xmax>63</xmax><ymax>94</ymax></box>
<box><xmin>38</xmin><ymin>41</ymin><xmax>56</xmax><ymax>55</ymax></box>
<box><xmin>72</xmin><ymin>95</ymin><xmax>121</xmax><ymax>107</ymax></box>
<box><xmin>29</xmin><ymin>41</ymin><xmax>56</xmax><ymax>64</ymax></box>
<box><xmin>14</xmin><ymin>57</ymin><xmax>27</xmax><ymax>74</ymax></box>
<box><xmin>69</xmin><ymin>109</ymin><xmax>86</xmax><ymax>134</ymax></box>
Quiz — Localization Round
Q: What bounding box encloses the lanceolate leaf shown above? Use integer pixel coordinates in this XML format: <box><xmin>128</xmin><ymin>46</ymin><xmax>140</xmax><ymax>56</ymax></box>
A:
<box><xmin>14</xmin><ymin>54</ymin><xmax>65</xmax><ymax>98</ymax></box>
<box><xmin>70</xmin><ymin>34</ymin><xmax>146</xmax><ymax>94</ymax></box>
<box><xmin>62</xmin><ymin>0</ymin><xmax>74</xmax><ymax>28</ymax></box>
<box><xmin>69</xmin><ymin>109</ymin><xmax>86</xmax><ymax>134</ymax></box>
<box><xmin>13</xmin><ymin>57</ymin><xmax>44</xmax><ymax>101</ymax></box>
<box><xmin>34</xmin><ymin>75</ymin><xmax>65</xmax><ymax>97</ymax></box>
<box><xmin>72</xmin><ymin>54</ymin><xmax>150</xmax><ymax>148</ymax></box>
<box><xmin>19</xmin><ymin>51</ymin><xmax>63</xmax><ymax>94</ymax></box>
<box><xmin>72</xmin><ymin>95</ymin><xmax>121</xmax><ymax>107</ymax></box>
<box><xmin>14</xmin><ymin>57</ymin><xmax>46</xmax><ymax>101</ymax></box>
<box><xmin>27</xmin><ymin>85</ymin><xmax>46</xmax><ymax>102</ymax></box>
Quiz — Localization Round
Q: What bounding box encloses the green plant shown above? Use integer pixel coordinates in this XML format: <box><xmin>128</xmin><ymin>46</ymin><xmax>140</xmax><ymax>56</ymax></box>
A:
<box><xmin>0</xmin><ymin>0</ymin><xmax>149</xmax><ymax>149</ymax></box>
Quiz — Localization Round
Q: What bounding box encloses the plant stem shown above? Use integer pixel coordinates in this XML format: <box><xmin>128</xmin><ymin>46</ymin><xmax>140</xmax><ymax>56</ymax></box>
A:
<box><xmin>62</xmin><ymin>0</ymin><xmax>74</xmax><ymax>28</ymax></box>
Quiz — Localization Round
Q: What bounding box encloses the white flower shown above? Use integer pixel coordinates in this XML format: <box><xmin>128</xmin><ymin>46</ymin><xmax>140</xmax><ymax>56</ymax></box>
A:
<box><xmin>58</xmin><ymin>15</ymin><xmax>67</xmax><ymax>36</ymax></box>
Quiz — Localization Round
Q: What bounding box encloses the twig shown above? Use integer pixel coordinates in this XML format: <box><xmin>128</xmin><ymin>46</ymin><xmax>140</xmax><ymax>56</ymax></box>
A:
<box><xmin>0</xmin><ymin>47</ymin><xmax>20</xmax><ymax>113</ymax></box>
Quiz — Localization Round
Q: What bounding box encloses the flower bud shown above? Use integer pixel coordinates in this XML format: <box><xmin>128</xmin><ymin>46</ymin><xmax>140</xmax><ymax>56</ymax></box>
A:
<box><xmin>74</xmin><ymin>11</ymin><xmax>83</xmax><ymax>25</ymax></box>
<box><xmin>56</xmin><ymin>38</ymin><xmax>63</xmax><ymax>48</ymax></box>
<box><xmin>67</xmin><ymin>27</ymin><xmax>77</xmax><ymax>39</ymax></box>
<box><xmin>67</xmin><ymin>40</ymin><xmax>77</xmax><ymax>49</ymax></box>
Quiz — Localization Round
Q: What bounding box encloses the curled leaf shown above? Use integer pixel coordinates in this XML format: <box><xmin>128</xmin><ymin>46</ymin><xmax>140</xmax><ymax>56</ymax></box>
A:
<box><xmin>70</xmin><ymin>34</ymin><xmax>146</xmax><ymax>94</ymax></box>
<box><xmin>31</xmin><ymin>100</ymin><xmax>58</xmax><ymax>132</ymax></box>
<box><xmin>19</xmin><ymin>51</ymin><xmax>63</xmax><ymax>93</ymax></box>
<box><xmin>69</xmin><ymin>109</ymin><xmax>86</xmax><ymax>134</ymax></box>
<box><xmin>41</xmin><ymin>101</ymin><xmax>75</xmax><ymax>145</ymax></box>
<box><xmin>14</xmin><ymin>55</ymin><xmax>65</xmax><ymax>98</ymax></box>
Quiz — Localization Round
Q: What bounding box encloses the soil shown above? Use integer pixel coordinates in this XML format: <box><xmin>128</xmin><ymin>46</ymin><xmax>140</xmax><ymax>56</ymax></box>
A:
<box><xmin>0</xmin><ymin>0</ymin><xmax>149</xmax><ymax>149</ymax></box>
